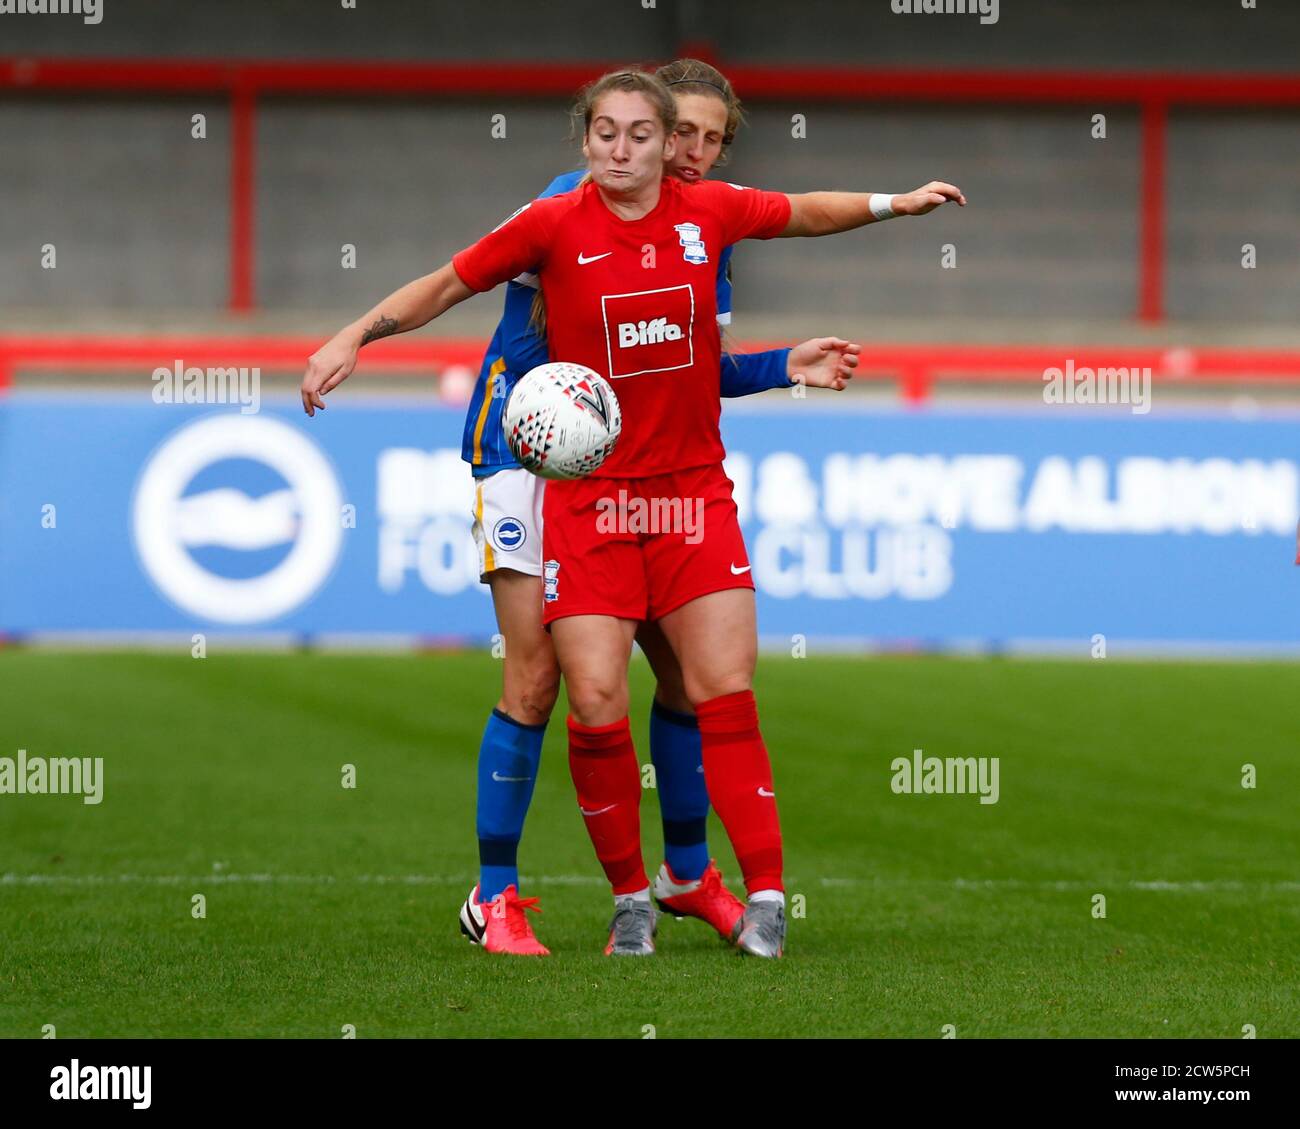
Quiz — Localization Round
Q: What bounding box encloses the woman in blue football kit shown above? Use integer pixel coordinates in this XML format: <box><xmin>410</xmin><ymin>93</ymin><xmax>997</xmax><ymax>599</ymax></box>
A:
<box><xmin>458</xmin><ymin>59</ymin><xmax>860</xmax><ymax>954</ymax></box>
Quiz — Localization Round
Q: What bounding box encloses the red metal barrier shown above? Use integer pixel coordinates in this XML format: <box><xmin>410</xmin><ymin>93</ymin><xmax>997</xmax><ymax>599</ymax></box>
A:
<box><xmin>229</xmin><ymin>82</ymin><xmax>257</xmax><ymax>313</ymax></box>
<box><xmin>0</xmin><ymin>334</ymin><xmax>483</xmax><ymax>391</ymax></box>
<box><xmin>4</xmin><ymin>334</ymin><xmax>1300</xmax><ymax>405</ymax></box>
<box><xmin>3</xmin><ymin>58</ymin><xmax>1300</xmax><ymax>321</ymax></box>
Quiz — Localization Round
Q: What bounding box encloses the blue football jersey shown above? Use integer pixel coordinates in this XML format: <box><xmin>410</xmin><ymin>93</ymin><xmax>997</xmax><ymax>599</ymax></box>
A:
<box><xmin>460</xmin><ymin>171</ymin><xmax>581</xmax><ymax>475</ymax></box>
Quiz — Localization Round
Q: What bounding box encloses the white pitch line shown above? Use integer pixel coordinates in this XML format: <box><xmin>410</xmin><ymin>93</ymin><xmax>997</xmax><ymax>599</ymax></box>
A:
<box><xmin>2</xmin><ymin>874</ymin><xmax>1298</xmax><ymax>892</ymax></box>
<box><xmin>0</xmin><ymin>872</ymin><xmax>606</xmax><ymax>887</ymax></box>
<box><xmin>827</xmin><ymin>877</ymin><xmax>1300</xmax><ymax>892</ymax></box>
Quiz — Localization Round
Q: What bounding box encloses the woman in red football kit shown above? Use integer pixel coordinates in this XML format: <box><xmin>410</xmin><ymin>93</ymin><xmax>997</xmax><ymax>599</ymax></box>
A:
<box><xmin>302</xmin><ymin>69</ymin><xmax>964</xmax><ymax>957</ymax></box>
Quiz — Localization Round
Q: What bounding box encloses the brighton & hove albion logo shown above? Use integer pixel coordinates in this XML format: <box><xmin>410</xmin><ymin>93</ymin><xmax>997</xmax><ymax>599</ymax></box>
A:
<box><xmin>491</xmin><ymin>517</ymin><xmax>527</xmax><ymax>553</ymax></box>
<box><xmin>132</xmin><ymin>415</ymin><xmax>344</xmax><ymax>624</ymax></box>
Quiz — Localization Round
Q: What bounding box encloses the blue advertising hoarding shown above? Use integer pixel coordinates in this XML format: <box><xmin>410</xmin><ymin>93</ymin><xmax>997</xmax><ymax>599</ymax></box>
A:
<box><xmin>1</xmin><ymin>392</ymin><xmax>1297</xmax><ymax>652</ymax></box>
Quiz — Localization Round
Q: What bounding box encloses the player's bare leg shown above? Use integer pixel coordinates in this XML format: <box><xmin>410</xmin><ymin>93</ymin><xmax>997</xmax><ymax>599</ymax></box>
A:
<box><xmin>490</xmin><ymin>570</ymin><xmax>560</xmax><ymax>726</ymax></box>
<box><xmin>552</xmin><ymin>613</ymin><xmax>636</xmax><ymax>727</ymax></box>
<box><xmin>658</xmin><ymin>589</ymin><xmax>785</xmax><ymax>957</ymax></box>
<box><xmin>553</xmin><ymin>614</ymin><xmax>657</xmax><ymax>954</ymax></box>
<box><xmin>635</xmin><ymin>621</ymin><xmax>745</xmax><ymax>943</ymax></box>
<box><xmin>460</xmin><ymin>569</ymin><xmax>558</xmax><ymax>956</ymax></box>
<box><xmin>657</xmin><ymin>588</ymin><xmax>757</xmax><ymax>701</ymax></box>
<box><xmin>635</xmin><ymin>621</ymin><xmax>692</xmax><ymax>713</ymax></box>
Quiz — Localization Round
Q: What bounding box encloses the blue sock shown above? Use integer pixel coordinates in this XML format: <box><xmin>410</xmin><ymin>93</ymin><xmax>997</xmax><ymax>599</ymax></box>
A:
<box><xmin>476</xmin><ymin>708</ymin><xmax>545</xmax><ymax>902</ymax></box>
<box><xmin>649</xmin><ymin>699</ymin><xmax>710</xmax><ymax>881</ymax></box>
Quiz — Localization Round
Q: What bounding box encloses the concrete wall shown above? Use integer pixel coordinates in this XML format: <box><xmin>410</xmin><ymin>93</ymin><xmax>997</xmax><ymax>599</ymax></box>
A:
<box><xmin>1165</xmin><ymin>111</ymin><xmax>1300</xmax><ymax>323</ymax></box>
<box><xmin>4</xmin><ymin>99</ymin><xmax>1294</xmax><ymax>323</ymax></box>
<box><xmin>1</xmin><ymin>98</ymin><xmax>231</xmax><ymax>308</ymax></box>
<box><xmin>1</xmin><ymin>0</ymin><xmax>1296</xmax><ymax>323</ymax></box>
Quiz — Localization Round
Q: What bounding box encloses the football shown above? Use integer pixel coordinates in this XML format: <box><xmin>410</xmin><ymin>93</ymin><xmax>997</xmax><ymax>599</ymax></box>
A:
<box><xmin>503</xmin><ymin>361</ymin><xmax>622</xmax><ymax>479</ymax></box>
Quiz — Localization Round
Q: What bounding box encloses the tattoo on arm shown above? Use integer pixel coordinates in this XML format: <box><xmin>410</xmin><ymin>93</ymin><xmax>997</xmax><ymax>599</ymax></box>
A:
<box><xmin>360</xmin><ymin>316</ymin><xmax>398</xmax><ymax>346</ymax></box>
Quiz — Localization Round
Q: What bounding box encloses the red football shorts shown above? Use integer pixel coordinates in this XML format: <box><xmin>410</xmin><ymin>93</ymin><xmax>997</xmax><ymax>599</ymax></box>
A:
<box><xmin>540</xmin><ymin>462</ymin><xmax>754</xmax><ymax>625</ymax></box>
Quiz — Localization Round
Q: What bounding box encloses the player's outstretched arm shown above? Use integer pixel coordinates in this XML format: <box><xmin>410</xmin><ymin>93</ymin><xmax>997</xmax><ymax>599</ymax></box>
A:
<box><xmin>301</xmin><ymin>261</ymin><xmax>475</xmax><ymax>415</ymax></box>
<box><xmin>779</xmin><ymin>182</ymin><xmax>966</xmax><ymax>238</ymax></box>
<box><xmin>721</xmin><ymin>348</ymin><xmax>791</xmax><ymax>396</ymax></box>
<box><xmin>721</xmin><ymin>337</ymin><xmax>860</xmax><ymax>396</ymax></box>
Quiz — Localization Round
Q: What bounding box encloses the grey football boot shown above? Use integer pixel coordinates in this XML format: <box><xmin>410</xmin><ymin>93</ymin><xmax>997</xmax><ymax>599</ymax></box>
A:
<box><xmin>736</xmin><ymin>899</ymin><xmax>785</xmax><ymax>958</ymax></box>
<box><xmin>605</xmin><ymin>896</ymin><xmax>658</xmax><ymax>955</ymax></box>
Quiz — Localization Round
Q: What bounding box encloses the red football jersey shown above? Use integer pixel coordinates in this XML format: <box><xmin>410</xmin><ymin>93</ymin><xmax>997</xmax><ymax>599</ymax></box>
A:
<box><xmin>452</xmin><ymin>177</ymin><xmax>791</xmax><ymax>477</ymax></box>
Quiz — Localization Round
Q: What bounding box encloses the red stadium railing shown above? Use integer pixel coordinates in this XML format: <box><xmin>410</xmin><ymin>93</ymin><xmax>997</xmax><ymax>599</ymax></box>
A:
<box><xmin>0</xmin><ymin>334</ymin><xmax>485</xmax><ymax>384</ymax></box>
<box><xmin>4</xmin><ymin>334</ymin><xmax>1300</xmax><ymax>405</ymax></box>
<box><xmin>3</xmin><ymin>58</ymin><xmax>1299</xmax><ymax>322</ymax></box>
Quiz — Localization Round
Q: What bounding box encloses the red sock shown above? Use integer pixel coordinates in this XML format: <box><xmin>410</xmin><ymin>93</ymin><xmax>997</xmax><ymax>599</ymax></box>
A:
<box><xmin>696</xmin><ymin>690</ymin><xmax>783</xmax><ymax>895</ymax></box>
<box><xmin>567</xmin><ymin>715</ymin><xmax>647</xmax><ymax>896</ymax></box>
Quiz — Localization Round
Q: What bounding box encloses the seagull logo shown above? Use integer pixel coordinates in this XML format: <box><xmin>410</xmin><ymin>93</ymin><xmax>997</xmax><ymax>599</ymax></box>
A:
<box><xmin>132</xmin><ymin>415</ymin><xmax>343</xmax><ymax>624</ymax></box>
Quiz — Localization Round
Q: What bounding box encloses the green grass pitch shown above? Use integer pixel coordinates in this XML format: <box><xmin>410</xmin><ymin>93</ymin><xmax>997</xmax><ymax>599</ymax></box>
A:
<box><xmin>1</xmin><ymin>650</ymin><xmax>1297</xmax><ymax>1038</ymax></box>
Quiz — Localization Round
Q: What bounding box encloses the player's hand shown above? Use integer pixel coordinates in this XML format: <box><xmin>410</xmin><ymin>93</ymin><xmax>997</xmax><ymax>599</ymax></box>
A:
<box><xmin>893</xmin><ymin>181</ymin><xmax>966</xmax><ymax>216</ymax></box>
<box><xmin>787</xmin><ymin>337</ymin><xmax>861</xmax><ymax>391</ymax></box>
<box><xmin>301</xmin><ymin>335</ymin><xmax>359</xmax><ymax>416</ymax></box>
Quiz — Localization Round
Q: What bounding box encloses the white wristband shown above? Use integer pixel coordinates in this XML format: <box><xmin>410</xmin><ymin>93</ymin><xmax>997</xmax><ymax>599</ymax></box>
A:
<box><xmin>868</xmin><ymin>193</ymin><xmax>899</xmax><ymax>221</ymax></box>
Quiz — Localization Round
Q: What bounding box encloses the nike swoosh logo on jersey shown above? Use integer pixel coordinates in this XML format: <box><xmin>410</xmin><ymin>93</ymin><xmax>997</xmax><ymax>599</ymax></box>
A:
<box><xmin>579</xmin><ymin>802</ymin><xmax>617</xmax><ymax>816</ymax></box>
<box><xmin>730</xmin><ymin>563</ymin><xmax>752</xmax><ymax>575</ymax></box>
<box><xmin>757</xmin><ymin>787</ymin><xmax>776</xmax><ymax>797</ymax></box>
<box><xmin>577</xmin><ymin>251</ymin><xmax>612</xmax><ymax>265</ymax></box>
<box><xmin>492</xmin><ymin>771</ymin><xmax>533</xmax><ymax>783</ymax></box>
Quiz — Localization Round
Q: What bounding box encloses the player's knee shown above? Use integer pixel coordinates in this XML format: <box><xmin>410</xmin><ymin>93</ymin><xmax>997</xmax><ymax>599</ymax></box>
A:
<box><xmin>523</xmin><ymin>662</ymin><xmax>561</xmax><ymax>720</ymax></box>
<box><xmin>565</xmin><ymin>675</ymin><xmax>628</xmax><ymax>727</ymax></box>
<box><xmin>686</xmin><ymin>672</ymin><xmax>752</xmax><ymax>707</ymax></box>
<box><xmin>502</xmin><ymin>651</ymin><xmax>561</xmax><ymax>726</ymax></box>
